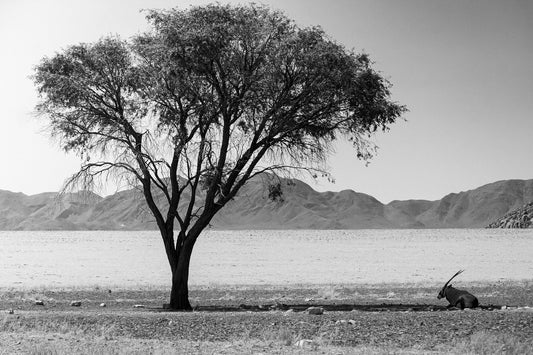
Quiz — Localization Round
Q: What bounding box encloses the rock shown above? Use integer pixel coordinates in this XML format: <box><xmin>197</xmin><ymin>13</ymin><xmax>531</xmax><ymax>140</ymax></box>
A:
<box><xmin>501</xmin><ymin>305</ymin><xmax>507</xmax><ymax>310</ymax></box>
<box><xmin>6</xmin><ymin>309</ymin><xmax>14</xmax><ymax>314</ymax></box>
<box><xmin>304</xmin><ymin>297</ymin><xmax>314</xmax><ymax>302</ymax></box>
<box><xmin>336</xmin><ymin>319</ymin><xmax>357</xmax><ymax>325</ymax></box>
<box><xmin>99</xmin><ymin>303</ymin><xmax>107</xmax><ymax>307</ymax></box>
<box><xmin>284</xmin><ymin>309</ymin><xmax>295</xmax><ymax>315</ymax></box>
<box><xmin>34</xmin><ymin>300</ymin><xmax>44</xmax><ymax>306</ymax></box>
<box><xmin>306</xmin><ymin>306</ymin><xmax>324</xmax><ymax>315</ymax></box>
<box><xmin>133</xmin><ymin>304</ymin><xmax>145</xmax><ymax>308</ymax></box>
<box><xmin>70</xmin><ymin>301</ymin><xmax>82</xmax><ymax>307</ymax></box>
<box><xmin>488</xmin><ymin>201</ymin><xmax>533</xmax><ymax>228</ymax></box>
<box><xmin>294</xmin><ymin>339</ymin><xmax>315</xmax><ymax>348</ymax></box>
<box><xmin>270</xmin><ymin>302</ymin><xmax>286</xmax><ymax>310</ymax></box>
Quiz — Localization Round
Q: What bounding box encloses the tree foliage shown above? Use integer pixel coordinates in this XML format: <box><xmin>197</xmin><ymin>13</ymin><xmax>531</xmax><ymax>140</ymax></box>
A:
<box><xmin>34</xmin><ymin>3</ymin><xmax>406</xmax><ymax>309</ymax></box>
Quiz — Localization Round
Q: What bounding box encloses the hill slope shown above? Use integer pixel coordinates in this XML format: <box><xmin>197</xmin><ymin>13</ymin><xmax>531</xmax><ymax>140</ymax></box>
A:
<box><xmin>1</xmin><ymin>178</ymin><xmax>532</xmax><ymax>230</ymax></box>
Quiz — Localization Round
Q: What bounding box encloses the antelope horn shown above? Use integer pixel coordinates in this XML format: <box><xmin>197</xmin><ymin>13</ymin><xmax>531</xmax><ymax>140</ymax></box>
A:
<box><xmin>443</xmin><ymin>269</ymin><xmax>464</xmax><ymax>289</ymax></box>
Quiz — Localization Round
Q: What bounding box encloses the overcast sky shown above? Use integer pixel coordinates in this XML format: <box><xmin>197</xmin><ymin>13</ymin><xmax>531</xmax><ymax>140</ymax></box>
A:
<box><xmin>1</xmin><ymin>0</ymin><xmax>532</xmax><ymax>203</ymax></box>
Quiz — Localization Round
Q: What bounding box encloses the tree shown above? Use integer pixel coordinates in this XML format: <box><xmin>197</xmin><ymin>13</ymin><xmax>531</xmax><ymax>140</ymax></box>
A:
<box><xmin>33</xmin><ymin>4</ymin><xmax>406</xmax><ymax>310</ymax></box>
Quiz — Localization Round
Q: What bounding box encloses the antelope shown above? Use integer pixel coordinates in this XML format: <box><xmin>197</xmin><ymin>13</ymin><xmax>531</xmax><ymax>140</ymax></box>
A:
<box><xmin>437</xmin><ymin>270</ymin><xmax>479</xmax><ymax>309</ymax></box>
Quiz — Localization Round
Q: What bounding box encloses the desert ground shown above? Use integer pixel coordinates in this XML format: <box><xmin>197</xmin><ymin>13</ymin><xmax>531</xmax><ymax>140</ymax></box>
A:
<box><xmin>1</xmin><ymin>282</ymin><xmax>533</xmax><ymax>354</ymax></box>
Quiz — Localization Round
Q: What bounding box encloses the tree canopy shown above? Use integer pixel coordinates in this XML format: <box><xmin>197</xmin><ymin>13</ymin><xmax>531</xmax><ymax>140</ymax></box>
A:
<box><xmin>34</xmin><ymin>3</ymin><xmax>406</xmax><ymax>309</ymax></box>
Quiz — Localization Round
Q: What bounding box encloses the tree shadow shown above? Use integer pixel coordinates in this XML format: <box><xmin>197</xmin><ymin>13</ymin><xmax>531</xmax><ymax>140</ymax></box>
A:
<box><xmin>153</xmin><ymin>303</ymin><xmax>502</xmax><ymax>312</ymax></box>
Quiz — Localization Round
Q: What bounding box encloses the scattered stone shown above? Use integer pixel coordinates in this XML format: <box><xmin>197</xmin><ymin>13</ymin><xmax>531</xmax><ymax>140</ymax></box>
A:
<box><xmin>348</xmin><ymin>319</ymin><xmax>357</xmax><ymax>325</ymax></box>
<box><xmin>284</xmin><ymin>309</ymin><xmax>295</xmax><ymax>315</ymax></box>
<box><xmin>501</xmin><ymin>305</ymin><xmax>508</xmax><ymax>310</ymax></box>
<box><xmin>99</xmin><ymin>303</ymin><xmax>107</xmax><ymax>307</ymax></box>
<box><xmin>70</xmin><ymin>301</ymin><xmax>82</xmax><ymax>307</ymax></box>
<box><xmin>133</xmin><ymin>304</ymin><xmax>145</xmax><ymax>308</ymax></box>
<box><xmin>306</xmin><ymin>306</ymin><xmax>324</xmax><ymax>315</ymax></box>
<box><xmin>35</xmin><ymin>300</ymin><xmax>44</xmax><ymax>306</ymax></box>
<box><xmin>107</xmin><ymin>289</ymin><xmax>112</xmax><ymax>293</ymax></box>
<box><xmin>304</xmin><ymin>297</ymin><xmax>314</xmax><ymax>302</ymax></box>
<box><xmin>6</xmin><ymin>309</ymin><xmax>14</xmax><ymax>314</ymax></box>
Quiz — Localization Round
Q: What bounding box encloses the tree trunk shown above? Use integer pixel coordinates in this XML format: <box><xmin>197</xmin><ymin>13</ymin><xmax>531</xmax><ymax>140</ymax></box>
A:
<box><xmin>168</xmin><ymin>241</ymin><xmax>194</xmax><ymax>310</ymax></box>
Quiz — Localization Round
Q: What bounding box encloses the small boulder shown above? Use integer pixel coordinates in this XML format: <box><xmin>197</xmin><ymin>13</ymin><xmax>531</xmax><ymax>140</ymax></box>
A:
<box><xmin>34</xmin><ymin>300</ymin><xmax>44</xmax><ymax>306</ymax></box>
<box><xmin>6</xmin><ymin>309</ymin><xmax>14</xmax><ymax>315</ymax></box>
<box><xmin>133</xmin><ymin>304</ymin><xmax>145</xmax><ymax>308</ymax></box>
<box><xmin>99</xmin><ymin>303</ymin><xmax>107</xmax><ymax>307</ymax></box>
<box><xmin>70</xmin><ymin>301</ymin><xmax>82</xmax><ymax>307</ymax></box>
<box><xmin>306</xmin><ymin>306</ymin><xmax>324</xmax><ymax>315</ymax></box>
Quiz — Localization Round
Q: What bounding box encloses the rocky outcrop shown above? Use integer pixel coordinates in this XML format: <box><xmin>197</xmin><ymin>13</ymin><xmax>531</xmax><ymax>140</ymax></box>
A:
<box><xmin>486</xmin><ymin>202</ymin><xmax>533</xmax><ymax>228</ymax></box>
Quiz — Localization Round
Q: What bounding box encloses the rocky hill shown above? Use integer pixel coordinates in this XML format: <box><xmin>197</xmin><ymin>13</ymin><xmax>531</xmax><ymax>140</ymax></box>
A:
<box><xmin>486</xmin><ymin>201</ymin><xmax>533</xmax><ymax>228</ymax></box>
<box><xmin>1</xmin><ymin>177</ymin><xmax>532</xmax><ymax>230</ymax></box>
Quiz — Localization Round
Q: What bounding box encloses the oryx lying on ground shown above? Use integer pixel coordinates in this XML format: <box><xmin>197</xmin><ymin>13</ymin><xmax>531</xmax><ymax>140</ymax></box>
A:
<box><xmin>437</xmin><ymin>270</ymin><xmax>479</xmax><ymax>309</ymax></box>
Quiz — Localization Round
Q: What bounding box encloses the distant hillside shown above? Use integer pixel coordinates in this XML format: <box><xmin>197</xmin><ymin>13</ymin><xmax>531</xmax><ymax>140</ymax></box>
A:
<box><xmin>415</xmin><ymin>179</ymin><xmax>533</xmax><ymax>228</ymax></box>
<box><xmin>1</xmin><ymin>178</ymin><xmax>532</xmax><ymax>230</ymax></box>
<box><xmin>212</xmin><ymin>178</ymin><xmax>393</xmax><ymax>229</ymax></box>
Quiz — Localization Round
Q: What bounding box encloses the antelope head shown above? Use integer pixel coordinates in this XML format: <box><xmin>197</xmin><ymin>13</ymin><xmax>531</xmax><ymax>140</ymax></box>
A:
<box><xmin>437</xmin><ymin>269</ymin><xmax>464</xmax><ymax>299</ymax></box>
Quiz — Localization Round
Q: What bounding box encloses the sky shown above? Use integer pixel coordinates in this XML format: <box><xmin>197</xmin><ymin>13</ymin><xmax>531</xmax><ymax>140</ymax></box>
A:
<box><xmin>0</xmin><ymin>0</ymin><xmax>532</xmax><ymax>203</ymax></box>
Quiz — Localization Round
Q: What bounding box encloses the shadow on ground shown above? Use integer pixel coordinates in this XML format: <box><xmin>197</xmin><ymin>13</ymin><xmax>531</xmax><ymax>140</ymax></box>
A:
<box><xmin>154</xmin><ymin>303</ymin><xmax>502</xmax><ymax>312</ymax></box>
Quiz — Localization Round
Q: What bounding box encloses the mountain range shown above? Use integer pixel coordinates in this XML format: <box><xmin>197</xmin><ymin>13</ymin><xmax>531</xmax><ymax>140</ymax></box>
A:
<box><xmin>1</xmin><ymin>177</ymin><xmax>532</xmax><ymax>230</ymax></box>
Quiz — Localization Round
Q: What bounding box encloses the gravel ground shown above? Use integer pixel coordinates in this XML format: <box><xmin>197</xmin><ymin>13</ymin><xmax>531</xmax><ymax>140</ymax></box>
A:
<box><xmin>1</xmin><ymin>282</ymin><xmax>533</xmax><ymax>354</ymax></box>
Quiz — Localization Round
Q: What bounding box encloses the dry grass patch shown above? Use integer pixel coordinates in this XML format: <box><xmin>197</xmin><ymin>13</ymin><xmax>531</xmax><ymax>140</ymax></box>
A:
<box><xmin>452</xmin><ymin>330</ymin><xmax>533</xmax><ymax>354</ymax></box>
